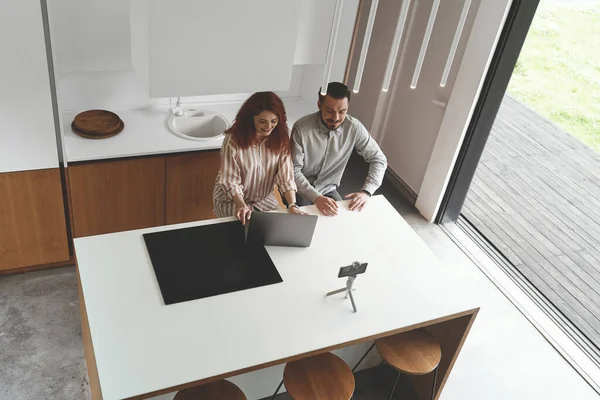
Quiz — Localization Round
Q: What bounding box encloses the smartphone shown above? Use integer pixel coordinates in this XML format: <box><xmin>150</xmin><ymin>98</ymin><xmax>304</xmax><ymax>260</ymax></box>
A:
<box><xmin>338</xmin><ymin>262</ymin><xmax>368</xmax><ymax>278</ymax></box>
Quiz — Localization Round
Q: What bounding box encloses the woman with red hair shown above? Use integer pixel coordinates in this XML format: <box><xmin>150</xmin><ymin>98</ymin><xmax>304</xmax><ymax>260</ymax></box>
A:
<box><xmin>213</xmin><ymin>91</ymin><xmax>305</xmax><ymax>224</ymax></box>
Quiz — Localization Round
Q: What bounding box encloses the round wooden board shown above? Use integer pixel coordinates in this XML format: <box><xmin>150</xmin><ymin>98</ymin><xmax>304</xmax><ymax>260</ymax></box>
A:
<box><xmin>71</xmin><ymin>119</ymin><xmax>124</xmax><ymax>139</ymax></box>
<box><xmin>72</xmin><ymin>110</ymin><xmax>122</xmax><ymax>136</ymax></box>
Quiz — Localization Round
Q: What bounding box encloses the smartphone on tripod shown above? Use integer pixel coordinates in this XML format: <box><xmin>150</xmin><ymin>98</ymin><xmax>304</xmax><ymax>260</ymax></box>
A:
<box><xmin>338</xmin><ymin>262</ymin><xmax>368</xmax><ymax>278</ymax></box>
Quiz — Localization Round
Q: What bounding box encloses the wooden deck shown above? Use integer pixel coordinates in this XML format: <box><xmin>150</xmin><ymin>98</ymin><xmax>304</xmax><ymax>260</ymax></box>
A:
<box><xmin>462</xmin><ymin>95</ymin><xmax>600</xmax><ymax>346</ymax></box>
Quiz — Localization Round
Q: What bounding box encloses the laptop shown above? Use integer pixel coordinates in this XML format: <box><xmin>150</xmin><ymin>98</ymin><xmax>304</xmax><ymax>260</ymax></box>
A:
<box><xmin>245</xmin><ymin>211</ymin><xmax>318</xmax><ymax>247</ymax></box>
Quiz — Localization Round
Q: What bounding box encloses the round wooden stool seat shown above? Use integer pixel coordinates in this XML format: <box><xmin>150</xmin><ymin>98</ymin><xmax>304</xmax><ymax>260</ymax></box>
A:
<box><xmin>376</xmin><ymin>328</ymin><xmax>442</xmax><ymax>375</ymax></box>
<box><xmin>283</xmin><ymin>352</ymin><xmax>355</xmax><ymax>400</ymax></box>
<box><xmin>173</xmin><ymin>380</ymin><xmax>246</xmax><ymax>400</ymax></box>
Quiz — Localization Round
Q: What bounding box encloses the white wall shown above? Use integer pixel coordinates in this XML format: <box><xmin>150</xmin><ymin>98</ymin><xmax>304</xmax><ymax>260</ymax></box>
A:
<box><xmin>294</xmin><ymin>0</ymin><xmax>336</xmax><ymax>65</ymax></box>
<box><xmin>52</xmin><ymin>66</ymin><xmax>306</xmax><ymax>113</ymax></box>
<box><xmin>299</xmin><ymin>0</ymin><xmax>360</xmax><ymax>109</ymax></box>
<box><xmin>48</xmin><ymin>0</ymin><xmax>358</xmax><ymax>115</ymax></box>
<box><xmin>147</xmin><ymin>0</ymin><xmax>301</xmax><ymax>98</ymax></box>
<box><xmin>416</xmin><ymin>0</ymin><xmax>514</xmax><ymax>221</ymax></box>
<box><xmin>346</xmin><ymin>0</ymin><xmax>481</xmax><ymax>194</ymax></box>
<box><xmin>300</xmin><ymin>64</ymin><xmax>325</xmax><ymax>111</ymax></box>
<box><xmin>48</xmin><ymin>0</ymin><xmax>308</xmax><ymax>113</ymax></box>
<box><xmin>50</xmin><ymin>0</ymin><xmax>131</xmax><ymax>73</ymax></box>
<box><xmin>0</xmin><ymin>0</ymin><xmax>59</xmax><ymax>173</ymax></box>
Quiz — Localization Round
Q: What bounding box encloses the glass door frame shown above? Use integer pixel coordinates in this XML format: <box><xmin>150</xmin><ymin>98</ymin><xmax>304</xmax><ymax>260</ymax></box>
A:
<box><xmin>435</xmin><ymin>0</ymin><xmax>540</xmax><ymax>223</ymax></box>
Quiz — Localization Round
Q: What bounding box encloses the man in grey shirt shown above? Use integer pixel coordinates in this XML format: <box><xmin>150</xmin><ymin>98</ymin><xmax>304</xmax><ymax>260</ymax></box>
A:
<box><xmin>291</xmin><ymin>82</ymin><xmax>387</xmax><ymax>216</ymax></box>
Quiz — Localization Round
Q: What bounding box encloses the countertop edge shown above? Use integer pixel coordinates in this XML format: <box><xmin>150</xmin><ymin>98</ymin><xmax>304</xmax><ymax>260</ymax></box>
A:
<box><xmin>65</xmin><ymin>142</ymin><xmax>224</xmax><ymax>163</ymax></box>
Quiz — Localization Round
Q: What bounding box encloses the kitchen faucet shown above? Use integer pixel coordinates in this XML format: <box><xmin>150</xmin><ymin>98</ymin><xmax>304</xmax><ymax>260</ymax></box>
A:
<box><xmin>170</xmin><ymin>96</ymin><xmax>183</xmax><ymax>116</ymax></box>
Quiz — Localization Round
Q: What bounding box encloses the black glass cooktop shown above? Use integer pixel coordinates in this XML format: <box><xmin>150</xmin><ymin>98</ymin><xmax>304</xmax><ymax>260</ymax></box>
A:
<box><xmin>143</xmin><ymin>221</ymin><xmax>282</xmax><ymax>305</ymax></box>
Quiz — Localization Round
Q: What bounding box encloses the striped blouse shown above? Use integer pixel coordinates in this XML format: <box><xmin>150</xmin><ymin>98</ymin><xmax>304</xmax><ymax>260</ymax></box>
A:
<box><xmin>213</xmin><ymin>134</ymin><xmax>297</xmax><ymax>217</ymax></box>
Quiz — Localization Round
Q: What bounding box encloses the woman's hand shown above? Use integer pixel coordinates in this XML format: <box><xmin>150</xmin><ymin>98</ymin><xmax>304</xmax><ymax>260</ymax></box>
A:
<box><xmin>288</xmin><ymin>205</ymin><xmax>308</xmax><ymax>215</ymax></box>
<box><xmin>236</xmin><ymin>204</ymin><xmax>253</xmax><ymax>225</ymax></box>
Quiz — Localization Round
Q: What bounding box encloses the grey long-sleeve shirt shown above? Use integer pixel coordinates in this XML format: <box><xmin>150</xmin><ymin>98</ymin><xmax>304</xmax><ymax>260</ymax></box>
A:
<box><xmin>291</xmin><ymin>112</ymin><xmax>387</xmax><ymax>202</ymax></box>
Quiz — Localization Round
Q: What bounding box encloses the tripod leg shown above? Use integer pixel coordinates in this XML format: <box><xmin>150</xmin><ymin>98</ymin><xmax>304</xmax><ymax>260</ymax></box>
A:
<box><xmin>271</xmin><ymin>379</ymin><xmax>284</xmax><ymax>400</ymax></box>
<box><xmin>326</xmin><ymin>287</ymin><xmax>347</xmax><ymax>296</ymax></box>
<box><xmin>348</xmin><ymin>289</ymin><xmax>357</xmax><ymax>312</ymax></box>
<box><xmin>352</xmin><ymin>342</ymin><xmax>376</xmax><ymax>372</ymax></box>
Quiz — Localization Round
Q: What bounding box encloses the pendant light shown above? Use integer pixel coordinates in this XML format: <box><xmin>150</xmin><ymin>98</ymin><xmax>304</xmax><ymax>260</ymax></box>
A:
<box><xmin>353</xmin><ymin>0</ymin><xmax>379</xmax><ymax>93</ymax></box>
<box><xmin>382</xmin><ymin>0</ymin><xmax>411</xmax><ymax>92</ymax></box>
<box><xmin>410</xmin><ymin>0</ymin><xmax>441</xmax><ymax>89</ymax></box>
<box><xmin>440</xmin><ymin>0</ymin><xmax>472</xmax><ymax>87</ymax></box>
<box><xmin>321</xmin><ymin>0</ymin><xmax>345</xmax><ymax>95</ymax></box>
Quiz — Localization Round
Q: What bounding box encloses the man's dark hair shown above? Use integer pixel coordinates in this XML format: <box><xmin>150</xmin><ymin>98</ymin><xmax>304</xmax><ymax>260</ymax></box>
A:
<box><xmin>318</xmin><ymin>82</ymin><xmax>351</xmax><ymax>104</ymax></box>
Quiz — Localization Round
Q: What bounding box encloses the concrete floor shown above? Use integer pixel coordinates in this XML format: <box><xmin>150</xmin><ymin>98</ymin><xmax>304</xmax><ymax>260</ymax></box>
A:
<box><xmin>0</xmin><ymin>267</ymin><xmax>90</xmax><ymax>399</ymax></box>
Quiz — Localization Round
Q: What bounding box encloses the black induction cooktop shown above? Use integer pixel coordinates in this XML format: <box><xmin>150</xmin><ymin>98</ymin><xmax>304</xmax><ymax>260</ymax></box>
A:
<box><xmin>143</xmin><ymin>221</ymin><xmax>282</xmax><ymax>305</ymax></box>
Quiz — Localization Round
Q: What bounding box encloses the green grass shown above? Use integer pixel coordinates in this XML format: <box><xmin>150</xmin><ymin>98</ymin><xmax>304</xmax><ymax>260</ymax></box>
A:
<box><xmin>507</xmin><ymin>2</ymin><xmax>600</xmax><ymax>151</ymax></box>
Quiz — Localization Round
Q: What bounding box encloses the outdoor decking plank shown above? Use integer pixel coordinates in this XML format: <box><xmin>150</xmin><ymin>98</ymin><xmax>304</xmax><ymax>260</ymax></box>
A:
<box><xmin>471</xmin><ymin>177</ymin><xmax>563</xmax><ymax>258</ymax></box>
<box><xmin>481</xmin><ymin>161</ymin><xmax>586</xmax><ymax>252</ymax></box>
<box><xmin>462</xmin><ymin>200</ymin><xmax>525</xmax><ymax>265</ymax></box>
<box><xmin>492</xmin><ymin>156</ymin><xmax>600</xmax><ymax>245</ymax></box>
<box><xmin>474</xmin><ymin>164</ymin><xmax>571</xmax><ymax>255</ymax></box>
<box><xmin>464</xmin><ymin>94</ymin><xmax>600</xmax><ymax>347</ymax></box>
<box><xmin>469</xmin><ymin>186</ymin><xmax>600</xmax><ymax>335</ymax></box>
<box><xmin>517</xmin><ymin>262</ymin><xmax>600</xmax><ymax>343</ymax></box>
<box><xmin>483</xmin><ymin>157</ymin><xmax>599</xmax><ymax>248</ymax></box>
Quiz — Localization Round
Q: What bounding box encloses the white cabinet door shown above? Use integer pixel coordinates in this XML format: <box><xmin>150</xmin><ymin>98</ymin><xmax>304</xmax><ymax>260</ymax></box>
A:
<box><xmin>0</xmin><ymin>0</ymin><xmax>59</xmax><ymax>173</ymax></box>
<box><xmin>148</xmin><ymin>0</ymin><xmax>302</xmax><ymax>98</ymax></box>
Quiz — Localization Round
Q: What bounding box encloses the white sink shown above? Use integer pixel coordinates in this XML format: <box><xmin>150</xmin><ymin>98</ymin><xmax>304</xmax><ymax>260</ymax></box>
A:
<box><xmin>167</xmin><ymin>109</ymin><xmax>229</xmax><ymax>141</ymax></box>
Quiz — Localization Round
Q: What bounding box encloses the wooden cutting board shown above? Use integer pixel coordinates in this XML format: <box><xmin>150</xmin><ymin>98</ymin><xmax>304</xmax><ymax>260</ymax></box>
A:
<box><xmin>72</xmin><ymin>110</ymin><xmax>124</xmax><ymax>139</ymax></box>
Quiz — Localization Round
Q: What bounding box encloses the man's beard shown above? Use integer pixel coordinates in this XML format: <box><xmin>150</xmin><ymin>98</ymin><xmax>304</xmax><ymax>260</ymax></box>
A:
<box><xmin>319</xmin><ymin>112</ymin><xmax>341</xmax><ymax>130</ymax></box>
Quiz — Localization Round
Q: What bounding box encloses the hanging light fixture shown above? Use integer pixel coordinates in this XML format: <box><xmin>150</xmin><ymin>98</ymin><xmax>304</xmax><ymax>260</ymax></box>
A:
<box><xmin>352</xmin><ymin>0</ymin><xmax>379</xmax><ymax>93</ymax></box>
<box><xmin>321</xmin><ymin>0</ymin><xmax>345</xmax><ymax>95</ymax></box>
<box><xmin>393</xmin><ymin>0</ymin><xmax>419</xmax><ymax>88</ymax></box>
<box><xmin>382</xmin><ymin>0</ymin><xmax>411</xmax><ymax>92</ymax></box>
<box><xmin>410</xmin><ymin>0</ymin><xmax>441</xmax><ymax>89</ymax></box>
<box><xmin>440</xmin><ymin>0</ymin><xmax>472</xmax><ymax>87</ymax></box>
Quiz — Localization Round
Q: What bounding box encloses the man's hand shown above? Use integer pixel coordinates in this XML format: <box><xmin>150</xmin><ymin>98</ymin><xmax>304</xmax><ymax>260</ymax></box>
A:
<box><xmin>235</xmin><ymin>204</ymin><xmax>253</xmax><ymax>225</ymax></box>
<box><xmin>315</xmin><ymin>196</ymin><xmax>338</xmax><ymax>216</ymax></box>
<box><xmin>345</xmin><ymin>191</ymin><xmax>370</xmax><ymax>211</ymax></box>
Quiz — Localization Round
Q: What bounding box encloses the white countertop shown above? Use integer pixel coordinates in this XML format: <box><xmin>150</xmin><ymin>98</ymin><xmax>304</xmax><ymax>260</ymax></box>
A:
<box><xmin>74</xmin><ymin>196</ymin><xmax>480</xmax><ymax>400</ymax></box>
<box><xmin>61</xmin><ymin>98</ymin><xmax>311</xmax><ymax>163</ymax></box>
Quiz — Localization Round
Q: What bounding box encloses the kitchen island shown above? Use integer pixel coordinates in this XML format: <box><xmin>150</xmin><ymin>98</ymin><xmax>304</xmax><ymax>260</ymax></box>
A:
<box><xmin>75</xmin><ymin>195</ymin><xmax>479</xmax><ymax>400</ymax></box>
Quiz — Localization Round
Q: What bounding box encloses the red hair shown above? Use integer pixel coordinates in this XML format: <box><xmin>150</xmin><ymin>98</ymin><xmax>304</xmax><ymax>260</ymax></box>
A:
<box><xmin>225</xmin><ymin>92</ymin><xmax>290</xmax><ymax>153</ymax></box>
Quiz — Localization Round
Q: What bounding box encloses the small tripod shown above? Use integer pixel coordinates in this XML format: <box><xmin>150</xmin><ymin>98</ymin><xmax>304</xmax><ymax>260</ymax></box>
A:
<box><xmin>326</xmin><ymin>264</ymin><xmax>360</xmax><ymax>312</ymax></box>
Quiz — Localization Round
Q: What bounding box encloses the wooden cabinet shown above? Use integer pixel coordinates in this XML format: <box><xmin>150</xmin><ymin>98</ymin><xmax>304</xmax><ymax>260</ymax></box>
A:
<box><xmin>166</xmin><ymin>151</ymin><xmax>220</xmax><ymax>224</ymax></box>
<box><xmin>0</xmin><ymin>169</ymin><xmax>70</xmax><ymax>271</ymax></box>
<box><xmin>67</xmin><ymin>150</ymin><xmax>223</xmax><ymax>236</ymax></box>
<box><xmin>69</xmin><ymin>157</ymin><xmax>166</xmax><ymax>237</ymax></box>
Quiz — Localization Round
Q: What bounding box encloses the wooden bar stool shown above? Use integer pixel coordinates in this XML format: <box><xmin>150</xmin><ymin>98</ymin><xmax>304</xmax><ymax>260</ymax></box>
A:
<box><xmin>352</xmin><ymin>329</ymin><xmax>442</xmax><ymax>400</ymax></box>
<box><xmin>174</xmin><ymin>380</ymin><xmax>246</xmax><ymax>400</ymax></box>
<box><xmin>271</xmin><ymin>352</ymin><xmax>355</xmax><ymax>400</ymax></box>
